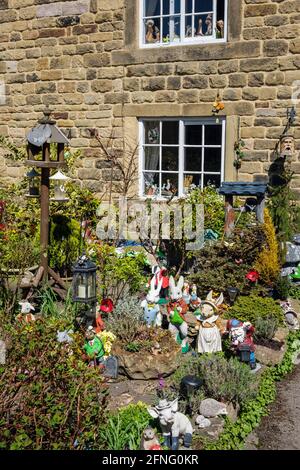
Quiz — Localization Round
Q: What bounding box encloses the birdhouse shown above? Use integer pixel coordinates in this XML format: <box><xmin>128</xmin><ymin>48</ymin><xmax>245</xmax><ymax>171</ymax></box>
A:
<box><xmin>26</xmin><ymin>107</ymin><xmax>69</xmax><ymax>169</ymax></box>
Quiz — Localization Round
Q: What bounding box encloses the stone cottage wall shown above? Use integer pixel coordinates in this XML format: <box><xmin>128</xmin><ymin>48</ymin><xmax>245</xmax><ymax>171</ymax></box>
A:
<box><xmin>0</xmin><ymin>0</ymin><xmax>300</xmax><ymax>196</ymax></box>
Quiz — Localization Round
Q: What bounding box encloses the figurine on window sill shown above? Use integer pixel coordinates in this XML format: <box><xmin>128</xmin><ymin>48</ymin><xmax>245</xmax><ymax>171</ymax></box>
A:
<box><xmin>205</xmin><ymin>14</ymin><xmax>213</xmax><ymax>36</ymax></box>
<box><xmin>196</xmin><ymin>19</ymin><xmax>204</xmax><ymax>36</ymax></box>
<box><xmin>216</xmin><ymin>19</ymin><xmax>224</xmax><ymax>38</ymax></box>
<box><xmin>145</xmin><ymin>19</ymin><xmax>160</xmax><ymax>44</ymax></box>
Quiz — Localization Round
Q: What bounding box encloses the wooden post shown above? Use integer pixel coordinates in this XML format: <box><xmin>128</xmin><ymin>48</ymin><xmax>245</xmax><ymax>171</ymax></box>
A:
<box><xmin>256</xmin><ymin>195</ymin><xmax>265</xmax><ymax>224</ymax></box>
<box><xmin>40</xmin><ymin>144</ymin><xmax>50</xmax><ymax>282</ymax></box>
<box><xmin>224</xmin><ymin>195</ymin><xmax>235</xmax><ymax>238</ymax></box>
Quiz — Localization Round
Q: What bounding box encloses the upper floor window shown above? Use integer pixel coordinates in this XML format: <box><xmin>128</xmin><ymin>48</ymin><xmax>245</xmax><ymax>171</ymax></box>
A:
<box><xmin>139</xmin><ymin>118</ymin><xmax>226</xmax><ymax>198</ymax></box>
<box><xmin>141</xmin><ymin>0</ymin><xmax>227</xmax><ymax>47</ymax></box>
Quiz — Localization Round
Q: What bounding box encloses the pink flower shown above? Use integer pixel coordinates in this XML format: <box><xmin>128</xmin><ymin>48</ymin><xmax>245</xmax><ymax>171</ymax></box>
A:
<box><xmin>246</xmin><ymin>270</ymin><xmax>260</xmax><ymax>282</ymax></box>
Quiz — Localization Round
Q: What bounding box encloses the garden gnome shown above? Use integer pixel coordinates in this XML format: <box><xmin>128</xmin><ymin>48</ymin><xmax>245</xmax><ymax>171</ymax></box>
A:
<box><xmin>141</xmin><ymin>275</ymin><xmax>163</xmax><ymax>327</ymax></box>
<box><xmin>226</xmin><ymin>319</ymin><xmax>256</xmax><ymax>369</ymax></box>
<box><xmin>190</xmin><ymin>284</ymin><xmax>201</xmax><ymax>312</ymax></box>
<box><xmin>196</xmin><ymin>291</ymin><xmax>224</xmax><ymax>354</ymax></box>
<box><xmin>148</xmin><ymin>399</ymin><xmax>193</xmax><ymax>450</ymax></box>
<box><xmin>182</xmin><ymin>282</ymin><xmax>191</xmax><ymax>305</ymax></box>
<box><xmin>152</xmin><ymin>265</ymin><xmax>169</xmax><ymax>301</ymax></box>
<box><xmin>83</xmin><ymin>326</ymin><xmax>105</xmax><ymax>366</ymax></box>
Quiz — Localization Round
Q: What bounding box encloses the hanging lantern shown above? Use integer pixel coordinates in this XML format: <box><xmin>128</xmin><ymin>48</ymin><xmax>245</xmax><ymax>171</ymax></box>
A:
<box><xmin>49</xmin><ymin>170</ymin><xmax>70</xmax><ymax>202</ymax></box>
<box><xmin>72</xmin><ymin>255</ymin><xmax>97</xmax><ymax>304</ymax></box>
<box><xmin>26</xmin><ymin>168</ymin><xmax>40</xmax><ymax>197</ymax></box>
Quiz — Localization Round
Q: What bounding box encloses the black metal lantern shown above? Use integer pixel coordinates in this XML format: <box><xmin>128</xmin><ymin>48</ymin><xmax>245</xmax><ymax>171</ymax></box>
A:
<box><xmin>227</xmin><ymin>286</ymin><xmax>239</xmax><ymax>305</ymax></box>
<box><xmin>27</xmin><ymin>168</ymin><xmax>40</xmax><ymax>197</ymax></box>
<box><xmin>72</xmin><ymin>255</ymin><xmax>97</xmax><ymax>304</ymax></box>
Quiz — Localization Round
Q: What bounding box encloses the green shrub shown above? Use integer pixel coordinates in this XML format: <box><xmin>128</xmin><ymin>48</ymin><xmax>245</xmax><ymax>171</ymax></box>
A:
<box><xmin>171</xmin><ymin>353</ymin><xmax>256</xmax><ymax>406</ymax></box>
<box><xmin>99</xmin><ymin>403</ymin><xmax>152</xmax><ymax>450</ymax></box>
<box><xmin>199</xmin><ymin>355</ymin><xmax>257</xmax><ymax>406</ymax></box>
<box><xmin>188</xmin><ymin>226</ymin><xmax>266</xmax><ymax>296</ymax></box>
<box><xmin>104</xmin><ymin>294</ymin><xmax>145</xmax><ymax>343</ymax></box>
<box><xmin>254</xmin><ymin>316</ymin><xmax>279</xmax><ymax>341</ymax></box>
<box><xmin>227</xmin><ymin>294</ymin><xmax>284</xmax><ymax>325</ymax></box>
<box><xmin>275</xmin><ymin>275</ymin><xmax>291</xmax><ymax>300</ymax></box>
<box><xmin>289</xmin><ymin>285</ymin><xmax>300</xmax><ymax>300</ymax></box>
<box><xmin>0</xmin><ymin>315</ymin><xmax>108</xmax><ymax>450</ymax></box>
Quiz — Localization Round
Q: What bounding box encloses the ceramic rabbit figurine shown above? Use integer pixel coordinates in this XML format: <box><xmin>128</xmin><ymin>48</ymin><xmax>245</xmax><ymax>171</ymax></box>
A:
<box><xmin>141</xmin><ymin>275</ymin><xmax>163</xmax><ymax>327</ymax></box>
<box><xmin>196</xmin><ymin>291</ymin><xmax>224</xmax><ymax>354</ymax></box>
<box><xmin>167</xmin><ymin>276</ymin><xmax>189</xmax><ymax>353</ymax></box>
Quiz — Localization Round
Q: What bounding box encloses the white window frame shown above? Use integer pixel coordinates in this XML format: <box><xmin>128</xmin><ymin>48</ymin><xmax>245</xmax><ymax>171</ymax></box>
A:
<box><xmin>139</xmin><ymin>117</ymin><xmax>226</xmax><ymax>199</ymax></box>
<box><xmin>140</xmin><ymin>0</ymin><xmax>228</xmax><ymax>48</ymax></box>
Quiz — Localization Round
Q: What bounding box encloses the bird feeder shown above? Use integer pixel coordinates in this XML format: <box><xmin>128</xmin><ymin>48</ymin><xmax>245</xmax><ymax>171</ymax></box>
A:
<box><xmin>25</xmin><ymin>108</ymin><xmax>70</xmax><ymax>280</ymax></box>
<box><xmin>72</xmin><ymin>255</ymin><xmax>97</xmax><ymax>304</ymax></box>
<box><xmin>26</xmin><ymin>168</ymin><xmax>40</xmax><ymax>197</ymax></box>
<box><xmin>49</xmin><ymin>170</ymin><xmax>70</xmax><ymax>202</ymax></box>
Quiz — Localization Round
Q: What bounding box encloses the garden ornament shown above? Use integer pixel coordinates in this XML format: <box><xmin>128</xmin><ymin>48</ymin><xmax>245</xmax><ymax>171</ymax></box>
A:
<box><xmin>83</xmin><ymin>326</ymin><xmax>105</xmax><ymax>366</ymax></box>
<box><xmin>57</xmin><ymin>329</ymin><xmax>73</xmax><ymax>344</ymax></box>
<box><xmin>19</xmin><ymin>301</ymin><xmax>35</xmax><ymax>314</ymax></box>
<box><xmin>205</xmin><ymin>14</ymin><xmax>213</xmax><ymax>35</ymax></box>
<box><xmin>281</xmin><ymin>301</ymin><xmax>300</xmax><ymax>330</ymax></box>
<box><xmin>141</xmin><ymin>275</ymin><xmax>163</xmax><ymax>327</ymax></box>
<box><xmin>140</xmin><ymin>427</ymin><xmax>162</xmax><ymax>451</ymax></box>
<box><xmin>182</xmin><ymin>282</ymin><xmax>191</xmax><ymax>305</ymax></box>
<box><xmin>169</xmin><ymin>275</ymin><xmax>184</xmax><ymax>301</ymax></box>
<box><xmin>190</xmin><ymin>284</ymin><xmax>201</xmax><ymax>312</ymax></box>
<box><xmin>246</xmin><ymin>270</ymin><xmax>260</xmax><ymax>283</ymax></box>
<box><xmin>152</xmin><ymin>265</ymin><xmax>169</xmax><ymax>301</ymax></box>
<box><xmin>148</xmin><ymin>399</ymin><xmax>193</xmax><ymax>450</ymax></box>
<box><xmin>199</xmin><ymin>399</ymin><xmax>228</xmax><ymax>418</ymax></box>
<box><xmin>167</xmin><ymin>303</ymin><xmax>189</xmax><ymax>353</ymax></box>
<box><xmin>227</xmin><ymin>319</ymin><xmax>256</xmax><ymax>369</ymax></box>
<box><xmin>280</xmin><ymin>134</ymin><xmax>295</xmax><ymax>157</ymax></box>
<box><xmin>196</xmin><ymin>291</ymin><xmax>224</xmax><ymax>354</ymax></box>
<box><xmin>195</xmin><ymin>415</ymin><xmax>211</xmax><ymax>429</ymax></box>
<box><xmin>290</xmin><ymin>264</ymin><xmax>300</xmax><ymax>282</ymax></box>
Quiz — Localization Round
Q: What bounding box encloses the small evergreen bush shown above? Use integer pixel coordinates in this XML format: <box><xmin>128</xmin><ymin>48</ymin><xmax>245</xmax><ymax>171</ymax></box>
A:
<box><xmin>227</xmin><ymin>294</ymin><xmax>284</xmax><ymax>325</ymax></box>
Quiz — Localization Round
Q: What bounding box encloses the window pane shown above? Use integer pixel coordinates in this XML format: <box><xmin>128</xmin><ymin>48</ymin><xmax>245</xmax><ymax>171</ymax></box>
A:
<box><xmin>163</xmin><ymin>16</ymin><xmax>181</xmax><ymax>43</ymax></box>
<box><xmin>145</xmin><ymin>0</ymin><xmax>160</xmax><ymax>17</ymax></box>
<box><xmin>195</xmin><ymin>0</ymin><xmax>213</xmax><ymax>13</ymax></box>
<box><xmin>185</xmin><ymin>125</ymin><xmax>202</xmax><ymax>145</ymax></box>
<box><xmin>145</xmin><ymin>18</ymin><xmax>161</xmax><ymax>43</ymax></box>
<box><xmin>185</xmin><ymin>0</ymin><xmax>193</xmax><ymax>14</ymax></box>
<box><xmin>161</xmin><ymin>173</ymin><xmax>178</xmax><ymax>196</ymax></box>
<box><xmin>144</xmin><ymin>172</ymin><xmax>160</xmax><ymax>195</ymax></box>
<box><xmin>145</xmin><ymin>121</ymin><xmax>160</xmax><ymax>144</ymax></box>
<box><xmin>205</xmin><ymin>124</ymin><xmax>222</xmax><ymax>145</ymax></box>
<box><xmin>204</xmin><ymin>148</ymin><xmax>222</xmax><ymax>172</ymax></box>
<box><xmin>144</xmin><ymin>147</ymin><xmax>160</xmax><ymax>171</ymax></box>
<box><xmin>163</xmin><ymin>0</ymin><xmax>181</xmax><ymax>15</ymax></box>
<box><xmin>162</xmin><ymin>147</ymin><xmax>178</xmax><ymax>171</ymax></box>
<box><xmin>195</xmin><ymin>13</ymin><xmax>213</xmax><ymax>36</ymax></box>
<box><xmin>184</xmin><ymin>173</ymin><xmax>202</xmax><ymax>193</ymax></box>
<box><xmin>185</xmin><ymin>148</ymin><xmax>202</xmax><ymax>172</ymax></box>
<box><xmin>216</xmin><ymin>0</ymin><xmax>225</xmax><ymax>38</ymax></box>
<box><xmin>162</xmin><ymin>121</ymin><xmax>179</xmax><ymax>144</ymax></box>
<box><xmin>204</xmin><ymin>174</ymin><xmax>221</xmax><ymax>188</ymax></box>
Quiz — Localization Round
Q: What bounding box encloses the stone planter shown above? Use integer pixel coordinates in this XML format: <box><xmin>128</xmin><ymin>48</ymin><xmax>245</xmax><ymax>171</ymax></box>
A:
<box><xmin>114</xmin><ymin>344</ymin><xmax>182</xmax><ymax>380</ymax></box>
<box><xmin>255</xmin><ymin>343</ymin><xmax>286</xmax><ymax>366</ymax></box>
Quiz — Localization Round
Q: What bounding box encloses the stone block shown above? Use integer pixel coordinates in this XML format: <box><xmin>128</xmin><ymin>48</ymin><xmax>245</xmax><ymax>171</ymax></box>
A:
<box><xmin>290</xmin><ymin>39</ymin><xmax>300</xmax><ymax>54</ymax></box>
<box><xmin>276</xmin><ymin>25</ymin><xmax>300</xmax><ymax>39</ymax></box>
<box><xmin>39</xmin><ymin>28</ymin><xmax>65</xmax><ymax>38</ymax></box>
<box><xmin>229</xmin><ymin>73</ymin><xmax>247</xmax><ymax>87</ymax></box>
<box><xmin>37</xmin><ymin>2</ymin><xmax>62</xmax><ymax>18</ymax></box>
<box><xmin>240</xmin><ymin>58</ymin><xmax>278</xmax><ymax>72</ymax></box>
<box><xmin>104</xmin><ymin>92</ymin><xmax>130</xmax><ymax>104</ymax></box>
<box><xmin>83</xmin><ymin>53</ymin><xmax>110</xmax><ymax>67</ymax></box>
<box><xmin>265</xmin><ymin>15</ymin><xmax>289</xmax><ymax>27</ymax></box>
<box><xmin>142</xmin><ymin>77</ymin><xmax>165</xmax><ymax>91</ymax></box>
<box><xmin>218</xmin><ymin>60</ymin><xmax>239</xmax><ymax>74</ymax></box>
<box><xmin>73</xmin><ymin>24</ymin><xmax>98</xmax><ymax>35</ymax></box>
<box><xmin>177</xmin><ymin>90</ymin><xmax>199</xmax><ymax>103</ymax></box>
<box><xmin>91</xmin><ymin>79</ymin><xmax>112</xmax><ymax>92</ymax></box>
<box><xmin>265</xmin><ymin>71</ymin><xmax>285</xmax><ymax>86</ymax></box>
<box><xmin>209</xmin><ymin>75</ymin><xmax>227</xmax><ymax>88</ymax></box>
<box><xmin>183</xmin><ymin>76</ymin><xmax>208</xmax><ymax>89</ymax></box>
<box><xmin>245</xmin><ymin>4</ymin><xmax>277</xmax><ymax>17</ymax></box>
<box><xmin>155</xmin><ymin>91</ymin><xmax>176</xmax><ymax>102</ymax></box>
<box><xmin>244</xmin><ymin>27</ymin><xmax>275</xmax><ymax>40</ymax></box>
<box><xmin>131</xmin><ymin>91</ymin><xmax>154</xmax><ymax>103</ymax></box>
<box><xmin>123</xmin><ymin>78</ymin><xmax>140</xmax><ymax>91</ymax></box>
<box><xmin>167</xmin><ymin>76</ymin><xmax>181</xmax><ymax>90</ymax></box>
<box><xmin>62</xmin><ymin>0</ymin><xmax>89</xmax><ymax>16</ymax></box>
<box><xmin>264</xmin><ymin>40</ymin><xmax>289</xmax><ymax>56</ymax></box>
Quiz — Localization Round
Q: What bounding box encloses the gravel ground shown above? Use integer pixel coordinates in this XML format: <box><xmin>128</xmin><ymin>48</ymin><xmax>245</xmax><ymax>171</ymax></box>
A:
<box><xmin>245</xmin><ymin>365</ymin><xmax>300</xmax><ymax>450</ymax></box>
